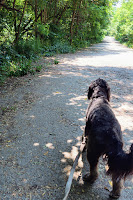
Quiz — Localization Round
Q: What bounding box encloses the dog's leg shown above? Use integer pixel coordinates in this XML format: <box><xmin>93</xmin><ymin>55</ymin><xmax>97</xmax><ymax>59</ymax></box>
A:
<box><xmin>81</xmin><ymin>128</ymin><xmax>88</xmax><ymax>152</ymax></box>
<box><xmin>109</xmin><ymin>175</ymin><xmax>123</xmax><ymax>199</ymax></box>
<box><xmin>83</xmin><ymin>151</ymin><xmax>99</xmax><ymax>183</ymax></box>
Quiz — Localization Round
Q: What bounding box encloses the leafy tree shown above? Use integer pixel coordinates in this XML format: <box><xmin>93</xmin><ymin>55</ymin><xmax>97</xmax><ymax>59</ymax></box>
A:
<box><xmin>110</xmin><ymin>0</ymin><xmax>133</xmax><ymax>47</ymax></box>
<box><xmin>0</xmin><ymin>0</ymin><xmax>116</xmax><ymax>81</ymax></box>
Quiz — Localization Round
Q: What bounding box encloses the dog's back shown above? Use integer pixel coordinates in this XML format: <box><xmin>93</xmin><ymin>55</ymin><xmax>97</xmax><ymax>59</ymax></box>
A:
<box><xmin>85</xmin><ymin>96</ymin><xmax>123</xmax><ymax>153</ymax></box>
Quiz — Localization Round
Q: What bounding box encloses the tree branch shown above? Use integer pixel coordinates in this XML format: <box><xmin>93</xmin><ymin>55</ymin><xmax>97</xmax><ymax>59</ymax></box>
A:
<box><xmin>55</xmin><ymin>5</ymin><xmax>69</xmax><ymax>25</ymax></box>
<box><xmin>0</xmin><ymin>3</ymin><xmax>21</xmax><ymax>12</ymax></box>
<box><xmin>15</xmin><ymin>0</ymin><xmax>27</xmax><ymax>42</ymax></box>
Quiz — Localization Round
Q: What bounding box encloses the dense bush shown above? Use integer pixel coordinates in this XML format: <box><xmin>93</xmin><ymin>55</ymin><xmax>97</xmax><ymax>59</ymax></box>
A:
<box><xmin>0</xmin><ymin>40</ymin><xmax>40</xmax><ymax>82</ymax></box>
<box><xmin>44</xmin><ymin>41</ymin><xmax>75</xmax><ymax>56</ymax></box>
<box><xmin>0</xmin><ymin>38</ymin><xmax>75</xmax><ymax>83</ymax></box>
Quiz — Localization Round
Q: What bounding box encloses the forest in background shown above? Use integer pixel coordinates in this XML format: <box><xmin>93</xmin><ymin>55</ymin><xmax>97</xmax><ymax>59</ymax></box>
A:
<box><xmin>0</xmin><ymin>0</ymin><xmax>133</xmax><ymax>83</ymax></box>
<box><xmin>110</xmin><ymin>0</ymin><xmax>133</xmax><ymax>47</ymax></box>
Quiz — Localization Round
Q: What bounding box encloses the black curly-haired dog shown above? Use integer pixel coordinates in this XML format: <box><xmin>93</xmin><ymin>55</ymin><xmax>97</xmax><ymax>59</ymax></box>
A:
<box><xmin>83</xmin><ymin>78</ymin><xmax>133</xmax><ymax>199</ymax></box>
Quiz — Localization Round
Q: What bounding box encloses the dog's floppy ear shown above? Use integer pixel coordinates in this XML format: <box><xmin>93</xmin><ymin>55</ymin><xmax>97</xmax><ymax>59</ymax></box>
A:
<box><xmin>130</xmin><ymin>144</ymin><xmax>133</xmax><ymax>154</ymax></box>
<box><xmin>106</xmin><ymin>85</ymin><xmax>111</xmax><ymax>101</ymax></box>
<box><xmin>87</xmin><ymin>85</ymin><xmax>94</xmax><ymax>99</ymax></box>
<box><xmin>87</xmin><ymin>81</ymin><xmax>96</xmax><ymax>99</ymax></box>
<box><xmin>100</xmin><ymin>79</ymin><xmax>111</xmax><ymax>101</ymax></box>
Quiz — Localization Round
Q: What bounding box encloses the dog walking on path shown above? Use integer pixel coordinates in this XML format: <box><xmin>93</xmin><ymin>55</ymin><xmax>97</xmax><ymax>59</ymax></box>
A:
<box><xmin>83</xmin><ymin>78</ymin><xmax>133</xmax><ymax>199</ymax></box>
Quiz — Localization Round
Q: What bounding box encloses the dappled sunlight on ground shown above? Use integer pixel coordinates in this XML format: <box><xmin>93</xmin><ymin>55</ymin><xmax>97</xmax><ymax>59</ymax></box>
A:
<box><xmin>39</xmin><ymin>73</ymin><xmax>52</xmax><ymax>78</ymax></box>
<box><xmin>67</xmin><ymin>139</ymin><xmax>73</xmax><ymax>144</ymax></box>
<box><xmin>112</xmin><ymin>102</ymin><xmax>133</xmax><ymax>132</ymax></box>
<box><xmin>66</xmin><ymin>95</ymin><xmax>87</xmax><ymax>106</ymax></box>
<box><xmin>58</xmin><ymin>37</ymin><xmax>133</xmax><ymax>69</ymax></box>
<box><xmin>61</xmin><ymin>70</ymin><xmax>84</xmax><ymax>77</ymax></box>
<box><xmin>46</xmin><ymin>143</ymin><xmax>55</xmax><ymax>149</ymax></box>
<box><xmin>1</xmin><ymin>37</ymin><xmax>132</xmax><ymax>199</ymax></box>
<box><xmin>61</xmin><ymin>136</ymin><xmax>85</xmax><ymax>181</ymax></box>
<box><xmin>14</xmin><ymin>47</ymin><xmax>133</xmax><ymax>197</ymax></box>
<box><xmin>78</xmin><ymin>117</ymin><xmax>85</xmax><ymax>122</ymax></box>
<box><xmin>62</xmin><ymin>146</ymin><xmax>84</xmax><ymax>180</ymax></box>
<box><xmin>21</xmin><ymin>38</ymin><xmax>133</xmax><ymax>199</ymax></box>
<box><xmin>63</xmin><ymin>146</ymin><xmax>79</xmax><ymax>161</ymax></box>
<box><xmin>52</xmin><ymin>91</ymin><xmax>63</xmax><ymax>96</ymax></box>
<box><xmin>124</xmin><ymin>94</ymin><xmax>133</xmax><ymax>101</ymax></box>
<box><xmin>30</xmin><ymin>115</ymin><xmax>35</xmax><ymax>119</ymax></box>
<box><xmin>33</xmin><ymin>143</ymin><xmax>40</xmax><ymax>147</ymax></box>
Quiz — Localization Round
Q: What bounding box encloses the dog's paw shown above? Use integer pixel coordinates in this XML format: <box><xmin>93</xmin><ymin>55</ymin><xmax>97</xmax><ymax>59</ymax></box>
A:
<box><xmin>109</xmin><ymin>191</ymin><xmax>120</xmax><ymax>199</ymax></box>
<box><xmin>83</xmin><ymin>173</ymin><xmax>98</xmax><ymax>184</ymax></box>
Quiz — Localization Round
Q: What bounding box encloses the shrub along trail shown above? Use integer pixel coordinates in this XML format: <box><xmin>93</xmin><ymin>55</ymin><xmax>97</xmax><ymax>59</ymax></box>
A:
<box><xmin>0</xmin><ymin>36</ymin><xmax>133</xmax><ymax>200</ymax></box>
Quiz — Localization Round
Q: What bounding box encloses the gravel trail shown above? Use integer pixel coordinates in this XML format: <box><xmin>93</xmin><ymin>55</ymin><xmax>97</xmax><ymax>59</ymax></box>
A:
<box><xmin>0</xmin><ymin>36</ymin><xmax>133</xmax><ymax>200</ymax></box>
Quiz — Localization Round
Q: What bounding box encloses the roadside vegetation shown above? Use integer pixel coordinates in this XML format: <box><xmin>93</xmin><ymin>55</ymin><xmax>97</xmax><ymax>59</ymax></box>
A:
<box><xmin>109</xmin><ymin>0</ymin><xmax>133</xmax><ymax>48</ymax></box>
<box><xmin>0</xmin><ymin>0</ymin><xmax>114</xmax><ymax>83</ymax></box>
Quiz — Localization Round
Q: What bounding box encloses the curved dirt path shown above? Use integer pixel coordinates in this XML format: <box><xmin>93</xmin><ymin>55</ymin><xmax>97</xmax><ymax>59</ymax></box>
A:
<box><xmin>0</xmin><ymin>36</ymin><xmax>133</xmax><ymax>199</ymax></box>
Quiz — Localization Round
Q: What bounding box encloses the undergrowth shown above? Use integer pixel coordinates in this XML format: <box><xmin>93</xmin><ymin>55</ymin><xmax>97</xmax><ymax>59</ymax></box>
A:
<box><xmin>0</xmin><ymin>38</ymin><xmax>76</xmax><ymax>84</ymax></box>
<box><xmin>0</xmin><ymin>32</ymin><xmax>105</xmax><ymax>84</ymax></box>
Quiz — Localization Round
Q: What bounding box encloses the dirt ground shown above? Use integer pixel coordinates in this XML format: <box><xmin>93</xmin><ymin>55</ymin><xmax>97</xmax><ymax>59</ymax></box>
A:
<box><xmin>0</xmin><ymin>36</ymin><xmax>133</xmax><ymax>200</ymax></box>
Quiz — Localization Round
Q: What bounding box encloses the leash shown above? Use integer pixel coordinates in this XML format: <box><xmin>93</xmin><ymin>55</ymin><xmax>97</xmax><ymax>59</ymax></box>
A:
<box><xmin>63</xmin><ymin>137</ymin><xmax>87</xmax><ymax>200</ymax></box>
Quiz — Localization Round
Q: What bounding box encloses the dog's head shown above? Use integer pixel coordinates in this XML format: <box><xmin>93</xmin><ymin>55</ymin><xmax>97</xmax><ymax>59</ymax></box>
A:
<box><xmin>87</xmin><ymin>78</ymin><xmax>110</xmax><ymax>101</ymax></box>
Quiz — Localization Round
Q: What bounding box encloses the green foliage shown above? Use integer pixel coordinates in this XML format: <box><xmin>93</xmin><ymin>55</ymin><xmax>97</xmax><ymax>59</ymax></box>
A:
<box><xmin>9</xmin><ymin>60</ymin><xmax>32</xmax><ymax>77</ymax></box>
<box><xmin>110</xmin><ymin>0</ymin><xmax>133</xmax><ymax>47</ymax></box>
<box><xmin>15</xmin><ymin>38</ymin><xmax>44</xmax><ymax>58</ymax></box>
<box><xmin>35</xmin><ymin>65</ymin><xmax>42</xmax><ymax>72</ymax></box>
<box><xmin>0</xmin><ymin>0</ymin><xmax>114</xmax><ymax>83</ymax></box>
<box><xmin>1</xmin><ymin>106</ymin><xmax>16</xmax><ymax>115</ymax></box>
<box><xmin>54</xmin><ymin>59</ymin><xmax>59</xmax><ymax>65</ymax></box>
<box><xmin>0</xmin><ymin>40</ymin><xmax>37</xmax><ymax>83</ymax></box>
<box><xmin>44</xmin><ymin>41</ymin><xmax>75</xmax><ymax>57</ymax></box>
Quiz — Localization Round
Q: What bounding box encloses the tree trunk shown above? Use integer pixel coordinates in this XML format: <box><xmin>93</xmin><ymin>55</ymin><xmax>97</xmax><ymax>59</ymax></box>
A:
<box><xmin>35</xmin><ymin>0</ymin><xmax>38</xmax><ymax>38</ymax></box>
<box><xmin>15</xmin><ymin>0</ymin><xmax>27</xmax><ymax>43</ymax></box>
<box><xmin>55</xmin><ymin>4</ymin><xmax>68</xmax><ymax>25</ymax></box>
<box><xmin>44</xmin><ymin>7</ymin><xmax>47</xmax><ymax>23</ymax></box>
<box><xmin>70</xmin><ymin>9</ymin><xmax>76</xmax><ymax>45</ymax></box>
<box><xmin>41</xmin><ymin>10</ymin><xmax>43</xmax><ymax>23</ymax></box>
<box><xmin>13</xmin><ymin>0</ymin><xmax>17</xmax><ymax>42</ymax></box>
<box><xmin>76</xmin><ymin>0</ymin><xmax>82</xmax><ymax>35</ymax></box>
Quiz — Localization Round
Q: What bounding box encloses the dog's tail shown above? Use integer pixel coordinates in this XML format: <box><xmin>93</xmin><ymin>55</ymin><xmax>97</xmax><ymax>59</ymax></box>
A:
<box><xmin>107</xmin><ymin>144</ymin><xmax>133</xmax><ymax>179</ymax></box>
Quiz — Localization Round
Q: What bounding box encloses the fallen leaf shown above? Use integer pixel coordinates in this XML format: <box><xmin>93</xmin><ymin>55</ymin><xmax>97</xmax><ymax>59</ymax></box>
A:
<box><xmin>45</xmin><ymin>186</ymin><xmax>51</xmax><ymax>189</ymax></box>
<box><xmin>44</xmin><ymin>151</ymin><xmax>48</xmax><ymax>156</ymax></box>
<box><xmin>104</xmin><ymin>186</ymin><xmax>110</xmax><ymax>191</ymax></box>
<box><xmin>6</xmin><ymin>145</ymin><xmax>10</xmax><ymax>147</ymax></box>
<box><xmin>42</xmin><ymin>191</ymin><xmax>46</xmax><ymax>196</ymax></box>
